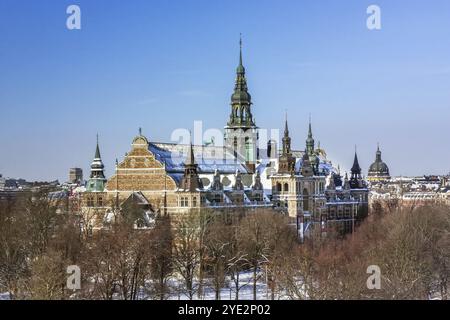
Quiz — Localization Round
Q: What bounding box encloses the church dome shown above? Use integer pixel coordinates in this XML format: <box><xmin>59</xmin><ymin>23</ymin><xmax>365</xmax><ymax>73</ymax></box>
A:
<box><xmin>368</xmin><ymin>161</ymin><xmax>389</xmax><ymax>175</ymax></box>
<box><xmin>368</xmin><ymin>145</ymin><xmax>390</xmax><ymax>178</ymax></box>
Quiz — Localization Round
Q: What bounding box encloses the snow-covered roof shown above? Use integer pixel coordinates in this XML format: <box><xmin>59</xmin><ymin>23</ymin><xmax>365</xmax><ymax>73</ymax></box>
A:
<box><xmin>149</xmin><ymin>142</ymin><xmax>249</xmax><ymax>174</ymax></box>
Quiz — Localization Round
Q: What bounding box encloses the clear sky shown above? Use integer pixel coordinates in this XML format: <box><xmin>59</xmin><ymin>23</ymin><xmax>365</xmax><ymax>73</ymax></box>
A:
<box><xmin>1</xmin><ymin>0</ymin><xmax>449</xmax><ymax>182</ymax></box>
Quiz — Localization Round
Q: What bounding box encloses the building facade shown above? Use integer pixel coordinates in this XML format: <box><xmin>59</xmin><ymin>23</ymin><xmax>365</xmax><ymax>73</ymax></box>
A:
<box><xmin>79</xmin><ymin>39</ymin><xmax>369</xmax><ymax>238</ymax></box>
<box><xmin>271</xmin><ymin>118</ymin><xmax>368</xmax><ymax>240</ymax></box>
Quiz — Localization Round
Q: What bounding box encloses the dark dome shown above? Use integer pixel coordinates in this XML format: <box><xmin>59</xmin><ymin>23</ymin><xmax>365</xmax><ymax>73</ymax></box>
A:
<box><xmin>368</xmin><ymin>161</ymin><xmax>389</xmax><ymax>176</ymax></box>
<box><xmin>368</xmin><ymin>146</ymin><xmax>390</xmax><ymax>177</ymax></box>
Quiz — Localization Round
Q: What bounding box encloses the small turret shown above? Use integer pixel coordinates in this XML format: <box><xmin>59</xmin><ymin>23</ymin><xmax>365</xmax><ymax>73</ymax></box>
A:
<box><xmin>350</xmin><ymin>148</ymin><xmax>363</xmax><ymax>189</ymax></box>
<box><xmin>278</xmin><ymin>114</ymin><xmax>296</xmax><ymax>174</ymax></box>
<box><xmin>180</xmin><ymin>140</ymin><xmax>203</xmax><ymax>192</ymax></box>
<box><xmin>343</xmin><ymin>172</ymin><xmax>351</xmax><ymax>190</ymax></box>
<box><xmin>233</xmin><ymin>169</ymin><xmax>244</xmax><ymax>191</ymax></box>
<box><xmin>301</xmin><ymin>150</ymin><xmax>314</xmax><ymax>177</ymax></box>
<box><xmin>211</xmin><ymin>169</ymin><xmax>223</xmax><ymax>191</ymax></box>
<box><xmin>86</xmin><ymin>134</ymin><xmax>107</xmax><ymax>192</ymax></box>
<box><xmin>252</xmin><ymin>170</ymin><xmax>263</xmax><ymax>191</ymax></box>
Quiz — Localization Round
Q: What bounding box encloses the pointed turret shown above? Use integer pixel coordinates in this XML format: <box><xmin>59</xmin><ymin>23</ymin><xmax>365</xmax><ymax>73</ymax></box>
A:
<box><xmin>252</xmin><ymin>170</ymin><xmax>263</xmax><ymax>191</ymax></box>
<box><xmin>306</xmin><ymin>115</ymin><xmax>315</xmax><ymax>157</ymax></box>
<box><xmin>301</xmin><ymin>150</ymin><xmax>314</xmax><ymax>177</ymax></box>
<box><xmin>282</xmin><ymin>112</ymin><xmax>291</xmax><ymax>155</ymax></box>
<box><xmin>343</xmin><ymin>172</ymin><xmax>351</xmax><ymax>190</ymax></box>
<box><xmin>350</xmin><ymin>147</ymin><xmax>363</xmax><ymax>189</ymax></box>
<box><xmin>233</xmin><ymin>169</ymin><xmax>244</xmax><ymax>191</ymax></box>
<box><xmin>87</xmin><ymin>135</ymin><xmax>107</xmax><ymax>192</ymax></box>
<box><xmin>305</xmin><ymin>116</ymin><xmax>320</xmax><ymax>175</ymax></box>
<box><xmin>211</xmin><ymin>169</ymin><xmax>223</xmax><ymax>191</ymax></box>
<box><xmin>180</xmin><ymin>139</ymin><xmax>203</xmax><ymax>192</ymax></box>
<box><xmin>278</xmin><ymin>114</ymin><xmax>296</xmax><ymax>174</ymax></box>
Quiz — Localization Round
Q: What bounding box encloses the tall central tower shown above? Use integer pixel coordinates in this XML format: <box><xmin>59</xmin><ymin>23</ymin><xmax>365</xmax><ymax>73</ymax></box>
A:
<box><xmin>224</xmin><ymin>36</ymin><xmax>259</xmax><ymax>172</ymax></box>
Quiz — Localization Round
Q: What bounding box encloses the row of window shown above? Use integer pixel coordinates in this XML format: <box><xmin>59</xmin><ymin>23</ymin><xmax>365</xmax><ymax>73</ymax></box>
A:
<box><xmin>86</xmin><ymin>197</ymin><xmax>103</xmax><ymax>207</ymax></box>
<box><xmin>328</xmin><ymin>207</ymin><xmax>353</xmax><ymax>219</ymax></box>
<box><xmin>179</xmin><ymin>196</ymin><xmax>198</xmax><ymax>207</ymax></box>
<box><xmin>275</xmin><ymin>182</ymin><xmax>325</xmax><ymax>194</ymax></box>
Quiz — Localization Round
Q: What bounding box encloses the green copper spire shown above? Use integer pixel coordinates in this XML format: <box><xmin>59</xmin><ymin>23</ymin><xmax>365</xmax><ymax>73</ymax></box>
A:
<box><xmin>237</xmin><ymin>34</ymin><xmax>245</xmax><ymax>74</ymax></box>
<box><xmin>306</xmin><ymin>115</ymin><xmax>315</xmax><ymax>156</ymax></box>
<box><xmin>282</xmin><ymin>112</ymin><xmax>291</xmax><ymax>155</ymax></box>
<box><xmin>284</xmin><ymin>111</ymin><xmax>289</xmax><ymax>136</ymax></box>
<box><xmin>228</xmin><ymin>35</ymin><xmax>255</xmax><ymax>128</ymax></box>
<box><xmin>278</xmin><ymin>113</ymin><xmax>296</xmax><ymax>174</ymax></box>
<box><xmin>87</xmin><ymin>135</ymin><xmax>107</xmax><ymax>192</ymax></box>
<box><xmin>95</xmin><ymin>133</ymin><xmax>101</xmax><ymax>159</ymax></box>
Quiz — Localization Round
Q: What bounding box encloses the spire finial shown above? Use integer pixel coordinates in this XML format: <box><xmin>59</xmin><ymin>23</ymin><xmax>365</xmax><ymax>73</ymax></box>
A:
<box><xmin>239</xmin><ymin>33</ymin><xmax>243</xmax><ymax>69</ymax></box>
<box><xmin>308</xmin><ymin>114</ymin><xmax>313</xmax><ymax>138</ymax></box>
<box><xmin>94</xmin><ymin>134</ymin><xmax>101</xmax><ymax>159</ymax></box>
<box><xmin>284</xmin><ymin>110</ymin><xmax>289</xmax><ymax>135</ymax></box>
<box><xmin>139</xmin><ymin>127</ymin><xmax>142</xmax><ymax>136</ymax></box>
<box><xmin>187</xmin><ymin>130</ymin><xmax>195</xmax><ymax>166</ymax></box>
<box><xmin>239</xmin><ymin>33</ymin><xmax>243</xmax><ymax>65</ymax></box>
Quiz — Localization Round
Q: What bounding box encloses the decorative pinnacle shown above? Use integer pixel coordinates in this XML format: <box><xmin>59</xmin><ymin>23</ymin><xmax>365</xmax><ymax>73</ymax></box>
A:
<box><xmin>239</xmin><ymin>33</ymin><xmax>243</xmax><ymax>65</ymax></box>
<box><xmin>307</xmin><ymin>114</ymin><xmax>313</xmax><ymax>140</ymax></box>
<box><xmin>139</xmin><ymin>127</ymin><xmax>142</xmax><ymax>136</ymax></box>
<box><xmin>94</xmin><ymin>134</ymin><xmax>101</xmax><ymax>159</ymax></box>
<box><xmin>284</xmin><ymin>110</ymin><xmax>289</xmax><ymax>135</ymax></box>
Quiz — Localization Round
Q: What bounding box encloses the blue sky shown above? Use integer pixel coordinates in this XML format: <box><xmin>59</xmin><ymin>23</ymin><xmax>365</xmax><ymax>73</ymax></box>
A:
<box><xmin>1</xmin><ymin>0</ymin><xmax>449</xmax><ymax>181</ymax></box>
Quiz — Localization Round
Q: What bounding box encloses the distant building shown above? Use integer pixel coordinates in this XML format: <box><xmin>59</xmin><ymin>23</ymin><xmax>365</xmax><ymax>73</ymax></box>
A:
<box><xmin>0</xmin><ymin>174</ymin><xmax>5</xmax><ymax>190</ymax></box>
<box><xmin>368</xmin><ymin>144</ymin><xmax>391</xmax><ymax>182</ymax></box>
<box><xmin>369</xmin><ymin>175</ymin><xmax>450</xmax><ymax>208</ymax></box>
<box><xmin>69</xmin><ymin>168</ymin><xmax>83</xmax><ymax>184</ymax></box>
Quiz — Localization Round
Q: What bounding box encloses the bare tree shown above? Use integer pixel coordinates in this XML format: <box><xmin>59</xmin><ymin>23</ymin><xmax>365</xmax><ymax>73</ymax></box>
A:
<box><xmin>0</xmin><ymin>198</ymin><xmax>30</xmax><ymax>299</ymax></box>
<box><xmin>149</xmin><ymin>213</ymin><xmax>173</xmax><ymax>300</ymax></box>
<box><xmin>172</xmin><ymin>210</ymin><xmax>202</xmax><ymax>300</ymax></box>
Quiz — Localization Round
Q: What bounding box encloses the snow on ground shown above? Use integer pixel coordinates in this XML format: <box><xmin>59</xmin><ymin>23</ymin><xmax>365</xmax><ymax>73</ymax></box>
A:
<box><xmin>166</xmin><ymin>270</ymin><xmax>288</xmax><ymax>300</ymax></box>
<box><xmin>0</xmin><ymin>292</ymin><xmax>10</xmax><ymax>300</ymax></box>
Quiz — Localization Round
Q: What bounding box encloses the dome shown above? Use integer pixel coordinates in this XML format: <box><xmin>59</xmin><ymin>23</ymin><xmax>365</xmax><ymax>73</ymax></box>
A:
<box><xmin>368</xmin><ymin>161</ymin><xmax>389</xmax><ymax>176</ymax></box>
<box><xmin>368</xmin><ymin>146</ymin><xmax>390</xmax><ymax>178</ymax></box>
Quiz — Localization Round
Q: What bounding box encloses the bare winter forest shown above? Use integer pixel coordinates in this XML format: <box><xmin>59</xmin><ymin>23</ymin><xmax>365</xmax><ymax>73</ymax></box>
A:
<box><xmin>0</xmin><ymin>193</ymin><xmax>448</xmax><ymax>300</ymax></box>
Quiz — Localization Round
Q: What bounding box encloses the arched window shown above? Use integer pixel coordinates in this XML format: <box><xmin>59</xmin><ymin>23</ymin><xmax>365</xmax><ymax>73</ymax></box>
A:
<box><xmin>245</xmin><ymin>137</ymin><xmax>251</xmax><ymax>162</ymax></box>
<box><xmin>233</xmin><ymin>137</ymin><xmax>238</xmax><ymax>158</ymax></box>
<box><xmin>276</xmin><ymin>183</ymin><xmax>282</xmax><ymax>192</ymax></box>
<box><xmin>303</xmin><ymin>188</ymin><xmax>309</xmax><ymax>212</ymax></box>
<box><xmin>284</xmin><ymin>183</ymin><xmax>289</xmax><ymax>192</ymax></box>
<box><xmin>267</xmin><ymin>141</ymin><xmax>272</xmax><ymax>158</ymax></box>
